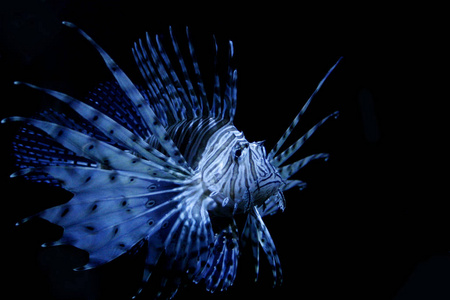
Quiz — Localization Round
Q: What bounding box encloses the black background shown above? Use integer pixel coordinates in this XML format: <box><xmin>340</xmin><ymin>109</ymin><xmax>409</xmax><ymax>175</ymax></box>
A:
<box><xmin>1</xmin><ymin>1</ymin><xmax>449</xmax><ymax>299</ymax></box>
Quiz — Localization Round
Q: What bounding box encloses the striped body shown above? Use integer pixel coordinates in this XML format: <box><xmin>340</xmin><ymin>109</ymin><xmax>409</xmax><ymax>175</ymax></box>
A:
<box><xmin>4</xmin><ymin>22</ymin><xmax>341</xmax><ymax>299</ymax></box>
<box><xmin>200</xmin><ymin>124</ymin><xmax>283</xmax><ymax>215</ymax></box>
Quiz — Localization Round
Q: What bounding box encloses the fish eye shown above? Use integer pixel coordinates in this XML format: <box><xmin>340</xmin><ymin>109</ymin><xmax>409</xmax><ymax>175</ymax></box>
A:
<box><xmin>233</xmin><ymin>142</ymin><xmax>248</xmax><ymax>160</ymax></box>
<box><xmin>234</xmin><ymin>148</ymin><xmax>242</xmax><ymax>158</ymax></box>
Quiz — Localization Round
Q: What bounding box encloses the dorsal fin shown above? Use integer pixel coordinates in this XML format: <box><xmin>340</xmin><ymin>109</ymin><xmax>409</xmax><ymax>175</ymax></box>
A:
<box><xmin>62</xmin><ymin>21</ymin><xmax>193</xmax><ymax>173</ymax></box>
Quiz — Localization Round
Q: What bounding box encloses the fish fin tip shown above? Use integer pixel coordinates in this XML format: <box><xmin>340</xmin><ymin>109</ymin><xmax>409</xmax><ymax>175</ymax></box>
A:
<box><xmin>62</xmin><ymin>21</ymin><xmax>76</xmax><ymax>28</ymax></box>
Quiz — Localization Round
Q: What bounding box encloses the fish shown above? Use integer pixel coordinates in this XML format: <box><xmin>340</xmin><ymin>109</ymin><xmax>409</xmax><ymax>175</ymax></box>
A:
<box><xmin>3</xmin><ymin>21</ymin><xmax>341</xmax><ymax>299</ymax></box>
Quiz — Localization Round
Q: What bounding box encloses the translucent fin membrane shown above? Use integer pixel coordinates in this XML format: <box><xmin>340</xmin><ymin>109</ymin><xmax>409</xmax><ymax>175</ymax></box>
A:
<box><xmin>4</xmin><ymin>21</ymin><xmax>342</xmax><ymax>298</ymax></box>
<box><xmin>133</xmin><ymin>26</ymin><xmax>237</xmax><ymax>124</ymax></box>
<box><xmin>62</xmin><ymin>21</ymin><xmax>192</xmax><ymax>174</ymax></box>
<box><xmin>14</xmin><ymin>82</ymin><xmax>170</xmax><ymax>166</ymax></box>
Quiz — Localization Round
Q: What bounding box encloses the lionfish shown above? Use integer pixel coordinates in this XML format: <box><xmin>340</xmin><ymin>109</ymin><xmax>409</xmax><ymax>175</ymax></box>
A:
<box><xmin>4</xmin><ymin>22</ymin><xmax>341</xmax><ymax>299</ymax></box>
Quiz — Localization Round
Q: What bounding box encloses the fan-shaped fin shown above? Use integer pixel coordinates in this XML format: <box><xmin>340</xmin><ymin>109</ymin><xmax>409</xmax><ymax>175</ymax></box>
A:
<box><xmin>62</xmin><ymin>21</ymin><xmax>192</xmax><ymax>173</ymax></box>
<box><xmin>133</xmin><ymin>35</ymin><xmax>185</xmax><ymax>123</ymax></box>
<box><xmin>4</xmin><ymin>117</ymin><xmax>182</xmax><ymax>179</ymax></box>
<box><xmin>168</xmin><ymin>27</ymin><xmax>202</xmax><ymax>118</ymax></box>
<box><xmin>26</xmin><ymin>165</ymin><xmax>185</xmax><ymax>269</ymax></box>
<box><xmin>135</xmin><ymin>26</ymin><xmax>237</xmax><ymax>123</ymax></box>
<box><xmin>14</xmin><ymin>81</ymin><xmax>179</xmax><ymax>170</ymax></box>
<box><xmin>134</xmin><ymin>184</ymin><xmax>215</xmax><ymax>299</ymax></box>
<box><xmin>155</xmin><ymin>33</ymin><xmax>195</xmax><ymax>119</ymax></box>
<box><xmin>11</xmin><ymin>125</ymin><xmax>94</xmax><ymax>169</ymax></box>
<box><xmin>85</xmin><ymin>81</ymin><xmax>151</xmax><ymax>139</ymax></box>
<box><xmin>195</xmin><ymin>221</ymin><xmax>239</xmax><ymax>292</ymax></box>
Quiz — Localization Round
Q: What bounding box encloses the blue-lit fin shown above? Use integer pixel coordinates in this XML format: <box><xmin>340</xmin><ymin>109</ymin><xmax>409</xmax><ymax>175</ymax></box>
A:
<box><xmin>26</xmin><ymin>166</ymin><xmax>184</xmax><ymax>269</ymax></box>
<box><xmin>149</xmin><ymin>34</ymin><xmax>186</xmax><ymax>121</ymax></box>
<box><xmin>3</xmin><ymin>117</ymin><xmax>183</xmax><ymax>179</ymax></box>
<box><xmin>9</xmin><ymin>125</ymin><xmax>94</xmax><ymax>186</ymax></box>
<box><xmin>62</xmin><ymin>21</ymin><xmax>192</xmax><ymax>173</ymax></box>
<box><xmin>13</xmin><ymin>82</ymin><xmax>180</xmax><ymax>170</ymax></box>
<box><xmin>246</xmin><ymin>207</ymin><xmax>282</xmax><ymax>286</ymax></box>
<box><xmin>223</xmin><ymin>41</ymin><xmax>237</xmax><ymax>122</ymax></box>
<box><xmin>195</xmin><ymin>221</ymin><xmax>239</xmax><ymax>292</ymax></box>
<box><xmin>132</xmin><ymin>39</ymin><xmax>178</xmax><ymax>125</ymax></box>
<box><xmin>135</xmin><ymin>184</ymin><xmax>215</xmax><ymax>299</ymax></box>
<box><xmin>155</xmin><ymin>33</ymin><xmax>195</xmax><ymax>119</ymax></box>
<box><xmin>271</xmin><ymin>111</ymin><xmax>338</xmax><ymax>167</ymax></box>
<box><xmin>169</xmin><ymin>27</ymin><xmax>202</xmax><ymax>117</ymax></box>
<box><xmin>241</xmin><ymin>211</ymin><xmax>260</xmax><ymax>281</ymax></box>
<box><xmin>186</xmin><ymin>27</ymin><xmax>209</xmax><ymax>116</ymax></box>
<box><xmin>268</xmin><ymin>57</ymin><xmax>342</xmax><ymax>160</ymax></box>
<box><xmin>279</xmin><ymin>153</ymin><xmax>330</xmax><ymax>180</ymax></box>
<box><xmin>211</xmin><ymin>35</ymin><xmax>222</xmax><ymax>119</ymax></box>
<box><xmin>282</xmin><ymin>179</ymin><xmax>307</xmax><ymax>192</ymax></box>
<box><xmin>85</xmin><ymin>81</ymin><xmax>152</xmax><ymax>139</ymax></box>
<box><xmin>140</xmin><ymin>33</ymin><xmax>185</xmax><ymax>122</ymax></box>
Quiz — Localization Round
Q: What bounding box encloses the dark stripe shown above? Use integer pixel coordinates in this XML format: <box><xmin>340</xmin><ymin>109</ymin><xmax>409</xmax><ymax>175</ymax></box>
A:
<box><xmin>247</xmin><ymin>148</ymin><xmax>258</xmax><ymax>184</ymax></box>
<box><xmin>201</xmin><ymin>131</ymin><xmax>236</xmax><ymax>172</ymax></box>
<box><xmin>158</xmin><ymin>117</ymin><xmax>228</xmax><ymax>168</ymax></box>
<box><xmin>229</xmin><ymin>162</ymin><xmax>239</xmax><ymax>200</ymax></box>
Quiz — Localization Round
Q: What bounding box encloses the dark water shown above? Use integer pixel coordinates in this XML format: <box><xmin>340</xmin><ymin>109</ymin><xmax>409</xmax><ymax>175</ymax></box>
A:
<box><xmin>1</xmin><ymin>1</ymin><xmax>448</xmax><ymax>299</ymax></box>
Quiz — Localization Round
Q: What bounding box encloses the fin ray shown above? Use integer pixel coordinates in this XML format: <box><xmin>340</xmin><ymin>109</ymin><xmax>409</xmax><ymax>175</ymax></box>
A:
<box><xmin>5</xmin><ymin>117</ymin><xmax>183</xmax><ymax>179</ymax></box>
<box><xmin>271</xmin><ymin>111</ymin><xmax>338</xmax><ymax>167</ymax></box>
<box><xmin>268</xmin><ymin>57</ymin><xmax>342</xmax><ymax>160</ymax></box>
<box><xmin>62</xmin><ymin>21</ymin><xmax>192</xmax><ymax>173</ymax></box>
<box><xmin>14</xmin><ymin>81</ymin><xmax>177</xmax><ymax>168</ymax></box>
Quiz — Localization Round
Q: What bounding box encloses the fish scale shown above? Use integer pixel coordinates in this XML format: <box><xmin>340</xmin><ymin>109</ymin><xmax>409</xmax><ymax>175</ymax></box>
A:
<box><xmin>4</xmin><ymin>21</ymin><xmax>341</xmax><ymax>299</ymax></box>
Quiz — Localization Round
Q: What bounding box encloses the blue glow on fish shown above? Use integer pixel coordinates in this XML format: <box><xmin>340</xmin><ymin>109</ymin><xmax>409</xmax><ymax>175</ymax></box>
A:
<box><xmin>3</xmin><ymin>21</ymin><xmax>341</xmax><ymax>299</ymax></box>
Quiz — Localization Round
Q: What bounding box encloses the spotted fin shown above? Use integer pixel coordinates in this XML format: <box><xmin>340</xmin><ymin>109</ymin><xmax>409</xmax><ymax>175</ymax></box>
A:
<box><xmin>10</xmin><ymin>125</ymin><xmax>95</xmax><ymax>184</ymax></box>
<box><xmin>62</xmin><ymin>21</ymin><xmax>192</xmax><ymax>173</ymax></box>
<box><xmin>4</xmin><ymin>117</ymin><xmax>182</xmax><ymax>180</ymax></box>
<box><xmin>14</xmin><ymin>82</ymin><xmax>154</xmax><ymax>158</ymax></box>
<box><xmin>133</xmin><ymin>183</ymin><xmax>216</xmax><ymax>299</ymax></box>
<box><xmin>241</xmin><ymin>209</ymin><xmax>260</xmax><ymax>281</ymax></box>
<box><xmin>195</xmin><ymin>221</ymin><xmax>239</xmax><ymax>292</ymax></box>
<box><xmin>241</xmin><ymin>207</ymin><xmax>282</xmax><ymax>286</ymax></box>
<box><xmin>133</xmin><ymin>25</ymin><xmax>237</xmax><ymax>123</ymax></box>
<box><xmin>13</xmin><ymin>166</ymin><xmax>183</xmax><ymax>268</ymax></box>
<box><xmin>133</xmin><ymin>33</ymin><xmax>191</xmax><ymax>123</ymax></box>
